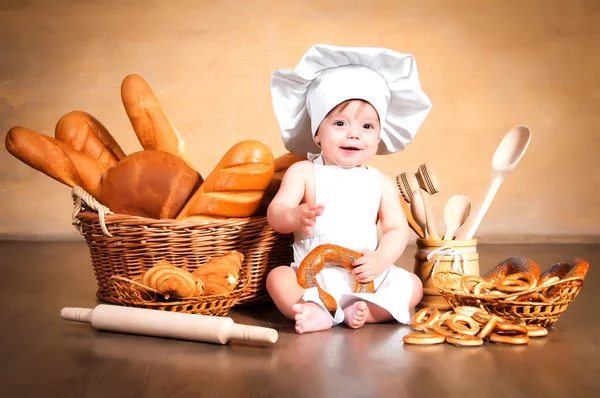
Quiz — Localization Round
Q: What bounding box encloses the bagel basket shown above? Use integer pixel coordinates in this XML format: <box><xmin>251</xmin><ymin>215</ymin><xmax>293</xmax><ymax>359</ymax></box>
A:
<box><xmin>433</xmin><ymin>271</ymin><xmax>586</xmax><ymax>327</ymax></box>
<box><xmin>71</xmin><ymin>187</ymin><xmax>294</xmax><ymax>308</ymax></box>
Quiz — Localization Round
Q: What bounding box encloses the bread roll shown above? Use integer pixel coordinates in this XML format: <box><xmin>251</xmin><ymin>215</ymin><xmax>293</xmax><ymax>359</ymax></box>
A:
<box><xmin>5</xmin><ymin>126</ymin><xmax>110</xmax><ymax>199</ymax></box>
<box><xmin>101</xmin><ymin>150</ymin><xmax>201</xmax><ymax>219</ymax></box>
<box><xmin>121</xmin><ymin>74</ymin><xmax>196</xmax><ymax>170</ymax></box>
<box><xmin>55</xmin><ymin>110</ymin><xmax>126</xmax><ymax>167</ymax></box>
<box><xmin>143</xmin><ymin>262</ymin><xmax>204</xmax><ymax>298</ymax></box>
<box><xmin>176</xmin><ymin>140</ymin><xmax>274</xmax><ymax>219</ymax></box>
<box><xmin>193</xmin><ymin>251</ymin><xmax>244</xmax><ymax>295</ymax></box>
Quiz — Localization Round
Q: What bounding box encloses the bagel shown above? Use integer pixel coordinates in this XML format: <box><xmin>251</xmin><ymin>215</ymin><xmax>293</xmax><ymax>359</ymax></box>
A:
<box><xmin>539</xmin><ymin>258</ymin><xmax>589</xmax><ymax>283</ymax></box>
<box><xmin>446</xmin><ymin>314</ymin><xmax>480</xmax><ymax>336</ymax></box>
<box><xmin>453</xmin><ymin>306</ymin><xmax>482</xmax><ymax>318</ymax></box>
<box><xmin>483</xmin><ymin>256</ymin><xmax>540</xmax><ymax>289</ymax></box>
<box><xmin>296</xmin><ymin>244</ymin><xmax>374</xmax><ymax>314</ymax></box>
<box><xmin>526</xmin><ymin>325</ymin><xmax>549</xmax><ymax>337</ymax></box>
<box><xmin>403</xmin><ymin>332</ymin><xmax>446</xmax><ymax>345</ymax></box>
<box><xmin>460</xmin><ymin>276</ymin><xmax>486</xmax><ymax>294</ymax></box>
<box><xmin>446</xmin><ymin>334</ymin><xmax>484</xmax><ymax>347</ymax></box>
<box><xmin>489</xmin><ymin>332</ymin><xmax>530</xmax><ymax>345</ymax></box>
<box><xmin>410</xmin><ymin>307</ymin><xmax>440</xmax><ymax>331</ymax></box>
<box><xmin>432</xmin><ymin>319</ymin><xmax>456</xmax><ymax>337</ymax></box>
<box><xmin>476</xmin><ymin>315</ymin><xmax>499</xmax><ymax>339</ymax></box>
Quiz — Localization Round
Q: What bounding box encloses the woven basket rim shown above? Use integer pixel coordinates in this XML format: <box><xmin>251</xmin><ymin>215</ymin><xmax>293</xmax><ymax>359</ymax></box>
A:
<box><xmin>76</xmin><ymin>210</ymin><xmax>268</xmax><ymax>226</ymax></box>
<box><xmin>433</xmin><ymin>270</ymin><xmax>585</xmax><ymax>303</ymax></box>
<box><xmin>109</xmin><ymin>268</ymin><xmax>251</xmax><ymax>305</ymax></box>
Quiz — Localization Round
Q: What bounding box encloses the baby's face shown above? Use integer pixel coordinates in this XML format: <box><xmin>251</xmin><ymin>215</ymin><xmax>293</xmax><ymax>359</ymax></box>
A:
<box><xmin>315</xmin><ymin>100</ymin><xmax>380</xmax><ymax>168</ymax></box>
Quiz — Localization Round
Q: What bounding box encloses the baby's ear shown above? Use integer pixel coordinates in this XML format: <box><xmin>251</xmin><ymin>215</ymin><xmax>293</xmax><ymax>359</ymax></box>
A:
<box><xmin>313</xmin><ymin>132</ymin><xmax>320</xmax><ymax>145</ymax></box>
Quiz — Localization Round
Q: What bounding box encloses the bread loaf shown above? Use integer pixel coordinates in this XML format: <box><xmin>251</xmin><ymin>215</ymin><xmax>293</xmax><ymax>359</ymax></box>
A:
<box><xmin>101</xmin><ymin>150</ymin><xmax>201</xmax><ymax>219</ymax></box>
<box><xmin>176</xmin><ymin>140</ymin><xmax>274</xmax><ymax>219</ymax></box>
<box><xmin>256</xmin><ymin>152</ymin><xmax>306</xmax><ymax>215</ymax></box>
<box><xmin>55</xmin><ymin>110</ymin><xmax>126</xmax><ymax>167</ymax></box>
<box><xmin>5</xmin><ymin>126</ymin><xmax>110</xmax><ymax>199</ymax></box>
<box><xmin>121</xmin><ymin>74</ymin><xmax>196</xmax><ymax>170</ymax></box>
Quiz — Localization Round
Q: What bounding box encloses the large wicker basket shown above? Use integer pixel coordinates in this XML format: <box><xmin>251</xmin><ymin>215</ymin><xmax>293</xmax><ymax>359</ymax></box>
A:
<box><xmin>433</xmin><ymin>271</ymin><xmax>585</xmax><ymax>327</ymax></box>
<box><xmin>71</xmin><ymin>187</ymin><xmax>294</xmax><ymax>306</ymax></box>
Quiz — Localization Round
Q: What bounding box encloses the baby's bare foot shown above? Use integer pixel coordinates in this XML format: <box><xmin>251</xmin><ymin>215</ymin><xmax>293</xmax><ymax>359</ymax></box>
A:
<box><xmin>343</xmin><ymin>301</ymin><xmax>369</xmax><ymax>329</ymax></box>
<box><xmin>292</xmin><ymin>303</ymin><xmax>333</xmax><ymax>334</ymax></box>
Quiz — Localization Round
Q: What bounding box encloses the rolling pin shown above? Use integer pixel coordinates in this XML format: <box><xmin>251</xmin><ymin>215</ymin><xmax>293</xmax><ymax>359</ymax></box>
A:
<box><xmin>61</xmin><ymin>304</ymin><xmax>278</xmax><ymax>345</ymax></box>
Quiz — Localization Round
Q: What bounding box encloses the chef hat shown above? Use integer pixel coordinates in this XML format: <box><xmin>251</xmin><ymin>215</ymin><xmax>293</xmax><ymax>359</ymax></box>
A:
<box><xmin>270</xmin><ymin>44</ymin><xmax>432</xmax><ymax>155</ymax></box>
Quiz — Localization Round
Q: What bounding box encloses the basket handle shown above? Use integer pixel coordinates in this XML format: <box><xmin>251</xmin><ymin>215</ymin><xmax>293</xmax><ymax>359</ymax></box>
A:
<box><xmin>71</xmin><ymin>186</ymin><xmax>114</xmax><ymax>237</ymax></box>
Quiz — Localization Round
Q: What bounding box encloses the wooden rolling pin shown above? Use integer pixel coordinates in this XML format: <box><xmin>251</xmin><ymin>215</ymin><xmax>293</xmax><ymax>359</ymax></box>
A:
<box><xmin>61</xmin><ymin>304</ymin><xmax>278</xmax><ymax>345</ymax></box>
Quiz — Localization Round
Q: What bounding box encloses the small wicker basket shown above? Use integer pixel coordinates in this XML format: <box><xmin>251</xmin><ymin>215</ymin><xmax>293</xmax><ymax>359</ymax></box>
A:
<box><xmin>71</xmin><ymin>187</ymin><xmax>294</xmax><ymax>306</ymax></box>
<box><xmin>433</xmin><ymin>271</ymin><xmax>585</xmax><ymax>327</ymax></box>
<box><xmin>108</xmin><ymin>268</ymin><xmax>250</xmax><ymax>316</ymax></box>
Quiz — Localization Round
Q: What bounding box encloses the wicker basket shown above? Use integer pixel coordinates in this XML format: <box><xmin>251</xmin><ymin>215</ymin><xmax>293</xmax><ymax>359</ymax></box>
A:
<box><xmin>108</xmin><ymin>268</ymin><xmax>250</xmax><ymax>316</ymax></box>
<box><xmin>71</xmin><ymin>187</ymin><xmax>294</xmax><ymax>306</ymax></box>
<box><xmin>432</xmin><ymin>271</ymin><xmax>585</xmax><ymax>327</ymax></box>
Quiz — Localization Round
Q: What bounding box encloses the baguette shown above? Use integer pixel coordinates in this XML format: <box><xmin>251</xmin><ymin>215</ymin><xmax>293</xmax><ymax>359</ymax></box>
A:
<box><xmin>55</xmin><ymin>110</ymin><xmax>126</xmax><ymax>167</ymax></box>
<box><xmin>101</xmin><ymin>150</ymin><xmax>201</xmax><ymax>219</ymax></box>
<box><xmin>176</xmin><ymin>140</ymin><xmax>274</xmax><ymax>220</ymax></box>
<box><xmin>121</xmin><ymin>74</ymin><xmax>196</xmax><ymax>170</ymax></box>
<box><xmin>5</xmin><ymin>126</ymin><xmax>110</xmax><ymax>199</ymax></box>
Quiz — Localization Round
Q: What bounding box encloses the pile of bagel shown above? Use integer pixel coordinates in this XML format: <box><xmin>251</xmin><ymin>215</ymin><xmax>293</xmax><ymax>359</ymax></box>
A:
<box><xmin>5</xmin><ymin>74</ymin><xmax>305</xmax><ymax>221</ymax></box>
<box><xmin>403</xmin><ymin>305</ymin><xmax>547</xmax><ymax>346</ymax></box>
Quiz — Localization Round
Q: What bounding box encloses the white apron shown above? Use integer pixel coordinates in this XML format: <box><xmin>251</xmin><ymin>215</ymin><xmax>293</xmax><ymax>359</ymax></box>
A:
<box><xmin>291</xmin><ymin>155</ymin><xmax>413</xmax><ymax>325</ymax></box>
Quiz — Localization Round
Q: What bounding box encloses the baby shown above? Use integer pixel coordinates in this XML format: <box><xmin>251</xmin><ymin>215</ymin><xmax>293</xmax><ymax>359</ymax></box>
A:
<box><xmin>267</xmin><ymin>44</ymin><xmax>432</xmax><ymax>334</ymax></box>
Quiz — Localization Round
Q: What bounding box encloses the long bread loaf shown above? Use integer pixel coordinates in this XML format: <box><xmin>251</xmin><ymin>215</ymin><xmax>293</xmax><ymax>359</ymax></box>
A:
<box><xmin>55</xmin><ymin>110</ymin><xmax>126</xmax><ymax>168</ymax></box>
<box><xmin>5</xmin><ymin>126</ymin><xmax>110</xmax><ymax>199</ymax></box>
<box><xmin>176</xmin><ymin>140</ymin><xmax>274</xmax><ymax>220</ymax></box>
<box><xmin>121</xmin><ymin>74</ymin><xmax>196</xmax><ymax>170</ymax></box>
<box><xmin>256</xmin><ymin>152</ymin><xmax>306</xmax><ymax>215</ymax></box>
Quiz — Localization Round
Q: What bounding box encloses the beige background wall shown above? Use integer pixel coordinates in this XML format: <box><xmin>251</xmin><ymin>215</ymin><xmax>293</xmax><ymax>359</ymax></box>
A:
<box><xmin>0</xmin><ymin>0</ymin><xmax>598</xmax><ymax>242</ymax></box>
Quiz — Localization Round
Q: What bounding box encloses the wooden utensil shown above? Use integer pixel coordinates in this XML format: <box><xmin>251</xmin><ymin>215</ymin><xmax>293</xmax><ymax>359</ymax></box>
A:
<box><xmin>418</xmin><ymin>189</ymin><xmax>440</xmax><ymax>240</ymax></box>
<box><xmin>61</xmin><ymin>304</ymin><xmax>278</xmax><ymax>345</ymax></box>
<box><xmin>416</xmin><ymin>163</ymin><xmax>440</xmax><ymax>194</ymax></box>
<box><xmin>455</xmin><ymin>125</ymin><xmax>531</xmax><ymax>240</ymax></box>
<box><xmin>396</xmin><ymin>163</ymin><xmax>441</xmax><ymax>203</ymax></box>
<box><xmin>443</xmin><ymin>195</ymin><xmax>471</xmax><ymax>240</ymax></box>
<box><xmin>410</xmin><ymin>189</ymin><xmax>428</xmax><ymax>239</ymax></box>
<box><xmin>398</xmin><ymin>193</ymin><xmax>425</xmax><ymax>238</ymax></box>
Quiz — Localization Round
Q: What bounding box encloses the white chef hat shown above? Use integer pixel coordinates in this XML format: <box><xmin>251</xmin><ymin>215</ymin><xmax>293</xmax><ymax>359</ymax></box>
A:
<box><xmin>270</xmin><ymin>44</ymin><xmax>432</xmax><ymax>156</ymax></box>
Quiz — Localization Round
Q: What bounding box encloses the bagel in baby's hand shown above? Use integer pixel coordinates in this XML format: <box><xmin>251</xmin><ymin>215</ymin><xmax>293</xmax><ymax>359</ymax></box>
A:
<box><xmin>296</xmin><ymin>244</ymin><xmax>374</xmax><ymax>314</ymax></box>
<box><xmin>483</xmin><ymin>257</ymin><xmax>541</xmax><ymax>292</ymax></box>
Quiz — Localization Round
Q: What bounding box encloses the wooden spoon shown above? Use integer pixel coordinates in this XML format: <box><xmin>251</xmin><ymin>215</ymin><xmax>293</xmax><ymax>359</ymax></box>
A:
<box><xmin>419</xmin><ymin>189</ymin><xmax>440</xmax><ymax>240</ymax></box>
<box><xmin>443</xmin><ymin>195</ymin><xmax>471</xmax><ymax>240</ymax></box>
<box><xmin>455</xmin><ymin>125</ymin><xmax>531</xmax><ymax>240</ymax></box>
<box><xmin>410</xmin><ymin>190</ymin><xmax>429</xmax><ymax>239</ymax></box>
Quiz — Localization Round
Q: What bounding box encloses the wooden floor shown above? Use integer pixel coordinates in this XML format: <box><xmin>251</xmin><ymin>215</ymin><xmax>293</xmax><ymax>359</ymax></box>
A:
<box><xmin>0</xmin><ymin>240</ymin><xmax>598</xmax><ymax>397</ymax></box>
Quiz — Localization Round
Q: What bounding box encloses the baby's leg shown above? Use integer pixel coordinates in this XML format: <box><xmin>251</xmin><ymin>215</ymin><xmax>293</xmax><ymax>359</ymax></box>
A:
<box><xmin>343</xmin><ymin>301</ymin><xmax>369</xmax><ymax>329</ymax></box>
<box><xmin>266</xmin><ymin>266</ymin><xmax>333</xmax><ymax>334</ymax></box>
<box><xmin>408</xmin><ymin>273</ymin><xmax>424</xmax><ymax>310</ymax></box>
<box><xmin>342</xmin><ymin>273</ymin><xmax>423</xmax><ymax>328</ymax></box>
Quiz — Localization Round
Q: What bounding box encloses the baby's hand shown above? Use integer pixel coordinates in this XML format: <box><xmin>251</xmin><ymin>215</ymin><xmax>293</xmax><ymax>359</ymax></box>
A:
<box><xmin>352</xmin><ymin>249</ymin><xmax>386</xmax><ymax>283</ymax></box>
<box><xmin>294</xmin><ymin>203</ymin><xmax>325</xmax><ymax>236</ymax></box>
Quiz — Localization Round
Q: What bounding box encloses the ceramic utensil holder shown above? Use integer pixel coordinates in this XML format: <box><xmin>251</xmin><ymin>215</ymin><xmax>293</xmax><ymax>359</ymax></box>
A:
<box><xmin>413</xmin><ymin>238</ymin><xmax>479</xmax><ymax>310</ymax></box>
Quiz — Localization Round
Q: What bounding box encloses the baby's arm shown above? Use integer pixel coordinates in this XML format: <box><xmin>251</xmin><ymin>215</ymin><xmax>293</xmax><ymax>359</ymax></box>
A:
<box><xmin>267</xmin><ymin>161</ymin><xmax>324</xmax><ymax>235</ymax></box>
<box><xmin>353</xmin><ymin>174</ymin><xmax>408</xmax><ymax>282</ymax></box>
